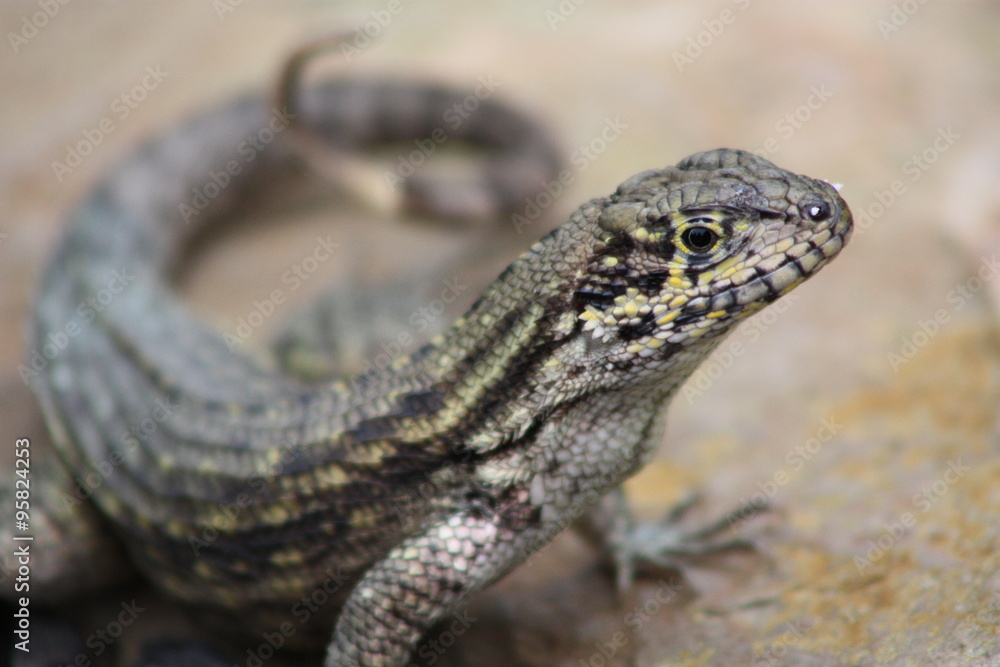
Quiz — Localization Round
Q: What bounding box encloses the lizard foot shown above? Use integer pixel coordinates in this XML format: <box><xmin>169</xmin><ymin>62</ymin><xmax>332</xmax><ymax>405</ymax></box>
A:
<box><xmin>607</xmin><ymin>492</ymin><xmax>769</xmax><ymax>595</ymax></box>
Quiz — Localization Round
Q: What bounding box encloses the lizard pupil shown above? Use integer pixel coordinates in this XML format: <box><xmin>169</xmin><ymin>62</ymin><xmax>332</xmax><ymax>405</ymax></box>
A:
<box><xmin>682</xmin><ymin>226</ymin><xmax>717</xmax><ymax>252</ymax></box>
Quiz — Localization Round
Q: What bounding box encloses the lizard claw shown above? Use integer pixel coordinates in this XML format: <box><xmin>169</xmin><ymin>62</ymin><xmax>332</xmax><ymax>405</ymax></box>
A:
<box><xmin>610</xmin><ymin>493</ymin><xmax>770</xmax><ymax>596</ymax></box>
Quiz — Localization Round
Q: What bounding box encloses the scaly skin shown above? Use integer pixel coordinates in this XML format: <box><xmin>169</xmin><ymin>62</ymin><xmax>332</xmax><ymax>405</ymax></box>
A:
<box><xmin>10</xmin><ymin>67</ymin><xmax>851</xmax><ymax>665</ymax></box>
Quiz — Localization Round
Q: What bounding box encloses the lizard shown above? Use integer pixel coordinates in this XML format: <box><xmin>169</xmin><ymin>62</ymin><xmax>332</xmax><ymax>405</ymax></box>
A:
<box><xmin>7</xmin><ymin>38</ymin><xmax>853</xmax><ymax>666</ymax></box>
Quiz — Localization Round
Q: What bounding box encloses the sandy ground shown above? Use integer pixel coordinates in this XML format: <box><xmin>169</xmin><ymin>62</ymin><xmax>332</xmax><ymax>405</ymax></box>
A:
<box><xmin>1</xmin><ymin>2</ymin><xmax>999</xmax><ymax>666</ymax></box>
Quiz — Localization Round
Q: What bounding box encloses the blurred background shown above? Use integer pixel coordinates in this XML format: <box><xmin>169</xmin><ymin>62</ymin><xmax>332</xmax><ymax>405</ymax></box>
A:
<box><xmin>1</xmin><ymin>2</ymin><xmax>998</xmax><ymax>665</ymax></box>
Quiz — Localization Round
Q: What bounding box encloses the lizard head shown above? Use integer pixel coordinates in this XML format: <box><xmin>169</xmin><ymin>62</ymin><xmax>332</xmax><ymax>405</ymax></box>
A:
<box><xmin>568</xmin><ymin>148</ymin><xmax>852</xmax><ymax>376</ymax></box>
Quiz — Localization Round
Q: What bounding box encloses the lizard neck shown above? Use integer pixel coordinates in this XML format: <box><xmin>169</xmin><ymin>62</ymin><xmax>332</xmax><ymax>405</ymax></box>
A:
<box><xmin>354</xmin><ymin>213</ymin><xmax>727</xmax><ymax>460</ymax></box>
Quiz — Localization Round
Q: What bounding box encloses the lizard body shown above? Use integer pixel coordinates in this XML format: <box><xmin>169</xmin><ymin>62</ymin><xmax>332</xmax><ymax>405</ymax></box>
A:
<box><xmin>10</xmin><ymin>52</ymin><xmax>851</xmax><ymax>666</ymax></box>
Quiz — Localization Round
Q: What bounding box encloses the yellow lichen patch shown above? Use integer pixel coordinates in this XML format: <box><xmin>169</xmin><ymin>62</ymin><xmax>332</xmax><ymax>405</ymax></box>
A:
<box><xmin>835</xmin><ymin>323</ymin><xmax>1000</xmax><ymax>445</ymax></box>
<box><xmin>668</xmin><ymin>649</ymin><xmax>716</xmax><ymax>667</ymax></box>
<box><xmin>759</xmin><ymin>538</ymin><xmax>1000</xmax><ymax>663</ymax></box>
<box><xmin>624</xmin><ymin>459</ymin><xmax>700</xmax><ymax>512</ymax></box>
<box><xmin>745</xmin><ymin>322</ymin><xmax>1000</xmax><ymax>662</ymax></box>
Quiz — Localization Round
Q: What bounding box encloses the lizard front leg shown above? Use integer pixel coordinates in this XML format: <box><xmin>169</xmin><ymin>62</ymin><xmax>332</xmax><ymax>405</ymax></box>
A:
<box><xmin>324</xmin><ymin>505</ymin><xmax>524</xmax><ymax>666</ymax></box>
<box><xmin>322</xmin><ymin>392</ymin><xmax>678</xmax><ymax>665</ymax></box>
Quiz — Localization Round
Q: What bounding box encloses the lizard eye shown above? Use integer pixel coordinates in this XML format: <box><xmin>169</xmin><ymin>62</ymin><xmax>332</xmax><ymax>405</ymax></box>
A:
<box><xmin>680</xmin><ymin>225</ymin><xmax>719</xmax><ymax>253</ymax></box>
<box><xmin>800</xmin><ymin>200</ymin><xmax>832</xmax><ymax>221</ymax></box>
